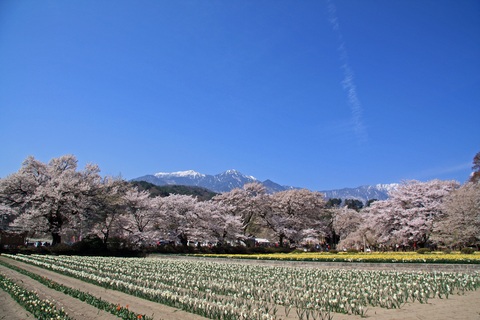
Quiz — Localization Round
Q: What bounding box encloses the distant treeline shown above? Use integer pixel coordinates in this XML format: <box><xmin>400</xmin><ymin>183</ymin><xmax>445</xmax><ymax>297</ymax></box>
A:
<box><xmin>131</xmin><ymin>181</ymin><xmax>218</xmax><ymax>201</ymax></box>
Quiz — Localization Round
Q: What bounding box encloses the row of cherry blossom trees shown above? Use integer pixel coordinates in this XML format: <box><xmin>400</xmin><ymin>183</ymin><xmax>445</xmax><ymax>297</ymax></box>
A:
<box><xmin>1</xmin><ymin>154</ymin><xmax>479</xmax><ymax>249</ymax></box>
<box><xmin>333</xmin><ymin>152</ymin><xmax>480</xmax><ymax>250</ymax></box>
<box><xmin>0</xmin><ymin>155</ymin><xmax>330</xmax><ymax>247</ymax></box>
<box><xmin>334</xmin><ymin>179</ymin><xmax>460</xmax><ymax>250</ymax></box>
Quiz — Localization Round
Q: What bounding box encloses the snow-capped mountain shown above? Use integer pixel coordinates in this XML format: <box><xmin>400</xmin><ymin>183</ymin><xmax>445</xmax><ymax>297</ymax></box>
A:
<box><xmin>155</xmin><ymin>170</ymin><xmax>206</xmax><ymax>179</ymax></box>
<box><xmin>321</xmin><ymin>183</ymin><xmax>399</xmax><ymax>203</ymax></box>
<box><xmin>132</xmin><ymin>170</ymin><xmax>398</xmax><ymax>201</ymax></box>
<box><xmin>132</xmin><ymin>169</ymin><xmax>288</xmax><ymax>193</ymax></box>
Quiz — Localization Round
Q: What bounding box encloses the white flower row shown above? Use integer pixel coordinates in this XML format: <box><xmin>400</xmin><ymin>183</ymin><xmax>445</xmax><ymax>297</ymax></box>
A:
<box><xmin>0</xmin><ymin>271</ymin><xmax>70</xmax><ymax>319</ymax></box>
<box><xmin>4</xmin><ymin>254</ymin><xmax>479</xmax><ymax>320</ymax></box>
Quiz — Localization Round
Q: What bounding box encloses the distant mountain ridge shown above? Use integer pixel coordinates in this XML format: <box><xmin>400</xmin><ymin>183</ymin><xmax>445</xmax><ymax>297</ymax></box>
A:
<box><xmin>132</xmin><ymin>169</ymin><xmax>290</xmax><ymax>193</ymax></box>
<box><xmin>320</xmin><ymin>184</ymin><xmax>399</xmax><ymax>203</ymax></box>
<box><xmin>131</xmin><ymin>170</ymin><xmax>398</xmax><ymax>202</ymax></box>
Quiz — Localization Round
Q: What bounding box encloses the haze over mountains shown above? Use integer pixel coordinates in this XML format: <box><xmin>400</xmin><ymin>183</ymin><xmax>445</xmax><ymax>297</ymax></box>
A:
<box><xmin>132</xmin><ymin>170</ymin><xmax>398</xmax><ymax>202</ymax></box>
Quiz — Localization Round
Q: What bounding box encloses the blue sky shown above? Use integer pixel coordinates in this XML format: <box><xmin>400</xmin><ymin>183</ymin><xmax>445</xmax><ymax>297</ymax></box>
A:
<box><xmin>1</xmin><ymin>0</ymin><xmax>479</xmax><ymax>191</ymax></box>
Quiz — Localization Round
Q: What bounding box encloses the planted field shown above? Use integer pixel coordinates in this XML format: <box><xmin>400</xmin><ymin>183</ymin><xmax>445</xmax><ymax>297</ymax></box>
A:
<box><xmin>0</xmin><ymin>271</ymin><xmax>72</xmax><ymax>319</ymax></box>
<box><xmin>196</xmin><ymin>251</ymin><xmax>480</xmax><ymax>264</ymax></box>
<box><xmin>1</xmin><ymin>253</ymin><xmax>479</xmax><ymax>320</ymax></box>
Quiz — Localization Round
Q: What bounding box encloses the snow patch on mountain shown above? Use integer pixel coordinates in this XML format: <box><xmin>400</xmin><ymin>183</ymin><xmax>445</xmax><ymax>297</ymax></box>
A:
<box><xmin>222</xmin><ymin>169</ymin><xmax>257</xmax><ymax>181</ymax></box>
<box><xmin>155</xmin><ymin>170</ymin><xmax>205</xmax><ymax>178</ymax></box>
<box><xmin>375</xmin><ymin>183</ymin><xmax>399</xmax><ymax>192</ymax></box>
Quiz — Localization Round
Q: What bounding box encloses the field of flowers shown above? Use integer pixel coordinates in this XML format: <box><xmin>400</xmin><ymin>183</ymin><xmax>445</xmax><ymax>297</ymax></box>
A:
<box><xmin>0</xmin><ymin>257</ymin><xmax>152</xmax><ymax>320</ymax></box>
<box><xmin>197</xmin><ymin>251</ymin><xmax>480</xmax><ymax>264</ymax></box>
<box><xmin>2</xmin><ymin>253</ymin><xmax>480</xmax><ymax>320</ymax></box>
<box><xmin>0</xmin><ymin>271</ymin><xmax>72</xmax><ymax>319</ymax></box>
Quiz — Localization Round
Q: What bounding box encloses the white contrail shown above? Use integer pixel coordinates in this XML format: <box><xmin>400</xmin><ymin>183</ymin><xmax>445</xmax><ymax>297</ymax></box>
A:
<box><xmin>327</xmin><ymin>0</ymin><xmax>367</xmax><ymax>143</ymax></box>
<box><xmin>409</xmin><ymin>162</ymin><xmax>472</xmax><ymax>181</ymax></box>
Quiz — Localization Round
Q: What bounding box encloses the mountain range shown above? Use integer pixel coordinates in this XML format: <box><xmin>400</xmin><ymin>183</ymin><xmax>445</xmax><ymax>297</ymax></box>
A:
<box><xmin>132</xmin><ymin>170</ymin><xmax>398</xmax><ymax>203</ymax></box>
<box><xmin>132</xmin><ymin>169</ymin><xmax>288</xmax><ymax>193</ymax></box>
<box><xmin>320</xmin><ymin>184</ymin><xmax>398</xmax><ymax>202</ymax></box>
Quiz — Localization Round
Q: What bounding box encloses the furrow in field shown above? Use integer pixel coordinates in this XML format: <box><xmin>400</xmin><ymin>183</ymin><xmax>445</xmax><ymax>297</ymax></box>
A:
<box><xmin>0</xmin><ymin>288</ymin><xmax>34</xmax><ymax>320</ymax></box>
<box><xmin>0</xmin><ymin>260</ymin><xmax>118</xmax><ymax>320</ymax></box>
<box><xmin>0</xmin><ymin>256</ymin><xmax>208</xmax><ymax>320</ymax></box>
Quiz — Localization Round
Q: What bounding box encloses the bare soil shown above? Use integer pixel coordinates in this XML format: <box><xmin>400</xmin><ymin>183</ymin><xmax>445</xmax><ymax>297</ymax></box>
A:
<box><xmin>333</xmin><ymin>291</ymin><xmax>480</xmax><ymax>320</ymax></box>
<box><xmin>0</xmin><ymin>289</ymin><xmax>33</xmax><ymax>320</ymax></box>
<box><xmin>1</xmin><ymin>255</ymin><xmax>479</xmax><ymax>320</ymax></box>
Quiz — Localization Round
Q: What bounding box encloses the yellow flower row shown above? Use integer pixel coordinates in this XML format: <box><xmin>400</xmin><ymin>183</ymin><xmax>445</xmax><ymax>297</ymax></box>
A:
<box><xmin>197</xmin><ymin>251</ymin><xmax>480</xmax><ymax>263</ymax></box>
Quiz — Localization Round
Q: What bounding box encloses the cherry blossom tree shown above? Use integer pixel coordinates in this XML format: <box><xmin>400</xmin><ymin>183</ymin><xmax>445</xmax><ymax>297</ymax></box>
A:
<box><xmin>267</xmin><ymin>189</ymin><xmax>329</xmax><ymax>246</ymax></box>
<box><xmin>344</xmin><ymin>199</ymin><xmax>394</xmax><ymax>250</ymax></box>
<box><xmin>351</xmin><ymin>180</ymin><xmax>459</xmax><ymax>249</ymax></box>
<box><xmin>157</xmin><ymin>194</ymin><xmax>199</xmax><ymax>246</ymax></box>
<box><xmin>432</xmin><ymin>182</ymin><xmax>480</xmax><ymax>248</ymax></box>
<box><xmin>0</xmin><ymin>156</ymin><xmax>48</xmax><ymax>219</ymax></box>
<box><xmin>0</xmin><ymin>204</ymin><xmax>16</xmax><ymax>229</ymax></box>
<box><xmin>1</xmin><ymin>155</ymin><xmax>103</xmax><ymax>245</ymax></box>
<box><xmin>118</xmin><ymin>187</ymin><xmax>162</xmax><ymax>247</ymax></box>
<box><xmin>213</xmin><ymin>182</ymin><xmax>269</xmax><ymax>236</ymax></box>
<box><xmin>87</xmin><ymin>177</ymin><xmax>130</xmax><ymax>245</ymax></box>
<box><xmin>194</xmin><ymin>200</ymin><xmax>244</xmax><ymax>245</ymax></box>
<box><xmin>333</xmin><ymin>206</ymin><xmax>364</xmax><ymax>247</ymax></box>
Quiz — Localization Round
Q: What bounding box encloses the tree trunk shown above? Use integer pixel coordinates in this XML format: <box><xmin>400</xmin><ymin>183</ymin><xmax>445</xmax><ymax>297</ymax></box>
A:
<box><xmin>219</xmin><ymin>230</ymin><xmax>227</xmax><ymax>246</ymax></box>
<box><xmin>51</xmin><ymin>232</ymin><xmax>61</xmax><ymax>245</ymax></box>
<box><xmin>178</xmin><ymin>233</ymin><xmax>188</xmax><ymax>247</ymax></box>
<box><xmin>102</xmin><ymin>230</ymin><xmax>109</xmax><ymax>245</ymax></box>
<box><xmin>279</xmin><ymin>234</ymin><xmax>285</xmax><ymax>247</ymax></box>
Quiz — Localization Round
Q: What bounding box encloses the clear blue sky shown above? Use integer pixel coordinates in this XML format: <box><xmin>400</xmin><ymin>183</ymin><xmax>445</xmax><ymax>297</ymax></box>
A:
<box><xmin>1</xmin><ymin>0</ymin><xmax>479</xmax><ymax>190</ymax></box>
